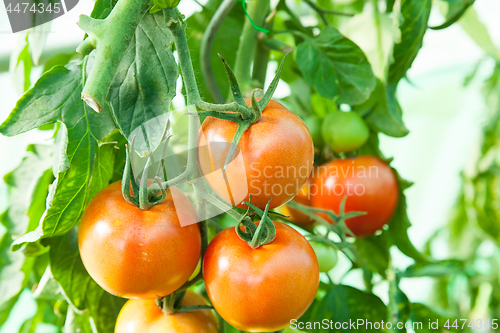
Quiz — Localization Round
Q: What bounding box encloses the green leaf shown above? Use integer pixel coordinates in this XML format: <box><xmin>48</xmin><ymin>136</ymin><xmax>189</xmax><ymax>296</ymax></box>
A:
<box><xmin>388</xmin><ymin>278</ymin><xmax>411</xmax><ymax>332</ymax></box>
<box><xmin>108</xmin><ymin>12</ymin><xmax>178</xmax><ymax>140</ymax></box>
<box><xmin>2</xmin><ymin>145</ymin><xmax>52</xmax><ymax>236</ymax></box>
<box><xmin>64</xmin><ymin>307</ymin><xmax>93</xmax><ymax>333</ymax></box>
<box><xmin>0</xmin><ymin>145</ymin><xmax>51</xmax><ymax>304</ymax></box>
<box><xmin>299</xmin><ymin>285</ymin><xmax>387</xmax><ymax>332</ymax></box>
<box><xmin>339</xmin><ymin>8</ymin><xmax>396</xmax><ymax>80</ymax></box>
<box><xmin>472</xmin><ymin>172</ymin><xmax>500</xmax><ymax>244</ymax></box>
<box><xmin>90</xmin><ymin>0</ymin><xmax>118</xmax><ymax>19</ymax></box>
<box><xmin>150</xmin><ymin>0</ymin><xmax>180</xmax><ymax>14</ymax></box>
<box><xmin>29</xmin><ymin>21</ymin><xmax>52</xmax><ymax>65</ymax></box>
<box><xmin>10</xmin><ymin>34</ymin><xmax>33</xmax><ymax>93</ymax></box>
<box><xmin>88</xmin><ymin>143</ymin><xmax>117</xmax><ymax>200</ymax></box>
<box><xmin>401</xmin><ymin>260</ymin><xmax>465</xmax><ymax>278</ymax></box>
<box><xmin>296</xmin><ymin>26</ymin><xmax>376</xmax><ymax>105</ymax></box>
<box><xmin>356</xmin><ymin>80</ymin><xmax>409</xmax><ymax>137</ymax></box>
<box><xmin>49</xmin><ymin>229</ymin><xmax>126</xmax><ymax>332</ymax></box>
<box><xmin>185</xmin><ymin>0</ymin><xmax>245</xmax><ymax>103</ymax></box>
<box><xmin>388</xmin><ymin>0</ymin><xmax>432</xmax><ymax>85</ymax></box>
<box><xmin>0</xmin><ymin>145</ymin><xmax>53</xmax><ymax>320</ymax></box>
<box><xmin>42</xmin><ymin>53</ymin><xmax>79</xmax><ymax>73</ymax></box>
<box><xmin>2</xmin><ymin>60</ymin><xmax>116</xmax><ymax>248</ymax></box>
<box><xmin>0</xmin><ymin>231</ymin><xmax>33</xmax><ymax>310</ymax></box>
<box><xmin>48</xmin><ymin>229</ymin><xmax>93</xmax><ymax>311</ymax></box>
<box><xmin>458</xmin><ymin>7</ymin><xmax>498</xmax><ymax>58</ymax></box>
<box><xmin>410</xmin><ymin>303</ymin><xmax>457</xmax><ymax>332</ymax></box>
<box><xmin>0</xmin><ymin>294</ymin><xmax>20</xmax><ymax>327</ymax></box>
<box><xmin>387</xmin><ymin>178</ymin><xmax>429</xmax><ymax>263</ymax></box>
<box><xmin>19</xmin><ymin>299</ymin><xmax>65</xmax><ymax>333</ymax></box>
<box><xmin>354</xmin><ymin>233</ymin><xmax>390</xmax><ymax>277</ymax></box>
<box><xmin>431</xmin><ymin>0</ymin><xmax>475</xmax><ymax>30</ymax></box>
<box><xmin>32</xmin><ymin>268</ymin><xmax>63</xmax><ymax>300</ymax></box>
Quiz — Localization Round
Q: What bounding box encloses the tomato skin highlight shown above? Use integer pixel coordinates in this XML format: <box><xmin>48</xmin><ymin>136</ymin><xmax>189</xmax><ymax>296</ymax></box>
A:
<box><xmin>198</xmin><ymin>99</ymin><xmax>314</xmax><ymax>210</ymax></box>
<box><xmin>78</xmin><ymin>181</ymin><xmax>201</xmax><ymax>299</ymax></box>
<box><xmin>311</xmin><ymin>156</ymin><xmax>398</xmax><ymax>238</ymax></box>
<box><xmin>114</xmin><ymin>290</ymin><xmax>218</xmax><ymax>333</ymax></box>
<box><xmin>203</xmin><ymin>221</ymin><xmax>319</xmax><ymax>332</ymax></box>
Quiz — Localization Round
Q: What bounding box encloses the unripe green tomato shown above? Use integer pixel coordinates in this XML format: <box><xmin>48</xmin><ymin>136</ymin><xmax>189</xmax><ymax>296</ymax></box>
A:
<box><xmin>304</xmin><ymin>116</ymin><xmax>323</xmax><ymax>147</ymax></box>
<box><xmin>321</xmin><ymin>111</ymin><xmax>369</xmax><ymax>153</ymax></box>
<box><xmin>310</xmin><ymin>242</ymin><xmax>338</xmax><ymax>273</ymax></box>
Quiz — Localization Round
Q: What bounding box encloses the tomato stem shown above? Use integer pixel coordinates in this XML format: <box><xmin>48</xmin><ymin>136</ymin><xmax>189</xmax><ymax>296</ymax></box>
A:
<box><xmin>200</xmin><ymin>0</ymin><xmax>237</xmax><ymax>103</ymax></box>
<box><xmin>251</xmin><ymin>10</ymin><xmax>276</xmax><ymax>89</ymax></box>
<box><xmin>121</xmin><ymin>138</ymin><xmax>168</xmax><ymax>210</ymax></box>
<box><xmin>174</xmin><ymin>305</ymin><xmax>215</xmax><ymax>313</ymax></box>
<box><xmin>233</xmin><ymin>0</ymin><xmax>270</xmax><ymax>95</ymax></box>
<box><xmin>236</xmin><ymin>200</ymin><xmax>276</xmax><ymax>248</ymax></box>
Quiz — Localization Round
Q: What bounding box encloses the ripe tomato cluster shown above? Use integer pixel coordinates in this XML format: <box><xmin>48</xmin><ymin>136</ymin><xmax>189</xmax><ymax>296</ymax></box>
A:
<box><xmin>78</xmin><ymin>100</ymin><xmax>398</xmax><ymax>333</ymax></box>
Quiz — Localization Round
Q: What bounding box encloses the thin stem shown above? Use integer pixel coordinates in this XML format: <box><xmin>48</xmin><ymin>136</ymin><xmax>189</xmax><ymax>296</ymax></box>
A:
<box><xmin>174</xmin><ymin>305</ymin><xmax>214</xmax><ymax>313</ymax></box>
<box><xmin>196</xmin><ymin>101</ymin><xmax>249</xmax><ymax>118</ymax></box>
<box><xmin>303</xmin><ymin>0</ymin><xmax>354</xmax><ymax>18</ymax></box>
<box><xmin>203</xmin><ymin>192</ymin><xmax>245</xmax><ymax>221</ymax></box>
<box><xmin>218</xmin><ymin>314</ymin><xmax>226</xmax><ymax>333</ymax></box>
<box><xmin>233</xmin><ymin>0</ymin><xmax>270</xmax><ymax>95</ymax></box>
<box><xmin>167</xmin><ymin>8</ymin><xmax>202</xmax><ymax>105</ymax></box>
<box><xmin>200</xmin><ymin>0</ymin><xmax>237</xmax><ymax>103</ymax></box>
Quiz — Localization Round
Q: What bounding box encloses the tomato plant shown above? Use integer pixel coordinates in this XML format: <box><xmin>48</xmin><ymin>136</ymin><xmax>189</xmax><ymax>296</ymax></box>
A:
<box><xmin>311</xmin><ymin>156</ymin><xmax>399</xmax><ymax>237</ymax></box>
<box><xmin>1</xmin><ymin>0</ymin><xmax>498</xmax><ymax>332</ymax></box>
<box><xmin>198</xmin><ymin>98</ymin><xmax>314</xmax><ymax>209</ymax></box>
<box><xmin>115</xmin><ymin>290</ymin><xmax>218</xmax><ymax>333</ymax></box>
<box><xmin>203</xmin><ymin>221</ymin><xmax>319</xmax><ymax>332</ymax></box>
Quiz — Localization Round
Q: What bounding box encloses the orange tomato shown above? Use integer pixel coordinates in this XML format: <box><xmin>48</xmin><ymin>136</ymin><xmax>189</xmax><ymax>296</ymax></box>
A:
<box><xmin>198</xmin><ymin>99</ymin><xmax>314</xmax><ymax>210</ymax></box>
<box><xmin>203</xmin><ymin>221</ymin><xmax>319</xmax><ymax>332</ymax></box>
<box><xmin>78</xmin><ymin>181</ymin><xmax>201</xmax><ymax>299</ymax></box>
<box><xmin>311</xmin><ymin>156</ymin><xmax>398</xmax><ymax>237</ymax></box>
<box><xmin>115</xmin><ymin>290</ymin><xmax>218</xmax><ymax>333</ymax></box>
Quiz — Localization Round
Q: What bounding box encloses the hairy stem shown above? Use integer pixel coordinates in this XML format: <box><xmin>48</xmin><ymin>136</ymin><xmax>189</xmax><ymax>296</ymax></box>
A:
<box><xmin>77</xmin><ymin>0</ymin><xmax>151</xmax><ymax>112</ymax></box>
<box><xmin>167</xmin><ymin>9</ymin><xmax>202</xmax><ymax>105</ymax></box>
<box><xmin>252</xmin><ymin>36</ymin><xmax>271</xmax><ymax>89</ymax></box>
<box><xmin>233</xmin><ymin>0</ymin><xmax>270</xmax><ymax>96</ymax></box>
<box><xmin>200</xmin><ymin>0</ymin><xmax>237</xmax><ymax>103</ymax></box>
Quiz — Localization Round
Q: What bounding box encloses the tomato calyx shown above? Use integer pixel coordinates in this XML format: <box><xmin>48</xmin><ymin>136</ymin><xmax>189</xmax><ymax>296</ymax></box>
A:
<box><xmin>236</xmin><ymin>200</ymin><xmax>277</xmax><ymax>248</ymax></box>
<box><xmin>121</xmin><ymin>136</ymin><xmax>168</xmax><ymax>210</ymax></box>
<box><xmin>155</xmin><ymin>292</ymin><xmax>214</xmax><ymax>316</ymax></box>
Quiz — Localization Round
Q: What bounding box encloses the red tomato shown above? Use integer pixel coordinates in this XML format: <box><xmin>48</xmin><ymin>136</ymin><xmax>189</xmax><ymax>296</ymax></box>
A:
<box><xmin>115</xmin><ymin>290</ymin><xmax>218</xmax><ymax>333</ymax></box>
<box><xmin>203</xmin><ymin>221</ymin><xmax>319</xmax><ymax>332</ymax></box>
<box><xmin>198</xmin><ymin>99</ymin><xmax>314</xmax><ymax>210</ymax></box>
<box><xmin>311</xmin><ymin>156</ymin><xmax>398</xmax><ymax>237</ymax></box>
<box><xmin>78</xmin><ymin>181</ymin><xmax>201</xmax><ymax>299</ymax></box>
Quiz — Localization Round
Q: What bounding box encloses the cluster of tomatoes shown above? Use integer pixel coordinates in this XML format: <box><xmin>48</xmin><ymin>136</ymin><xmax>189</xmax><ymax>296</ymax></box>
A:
<box><xmin>78</xmin><ymin>100</ymin><xmax>399</xmax><ymax>333</ymax></box>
